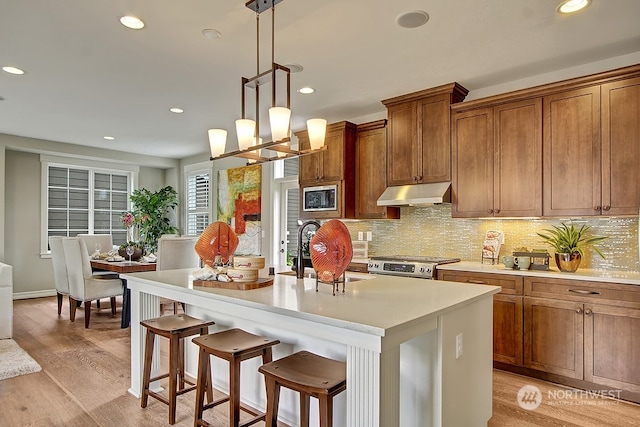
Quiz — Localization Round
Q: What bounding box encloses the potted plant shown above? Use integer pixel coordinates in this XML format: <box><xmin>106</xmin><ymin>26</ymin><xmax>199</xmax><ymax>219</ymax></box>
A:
<box><xmin>536</xmin><ymin>222</ymin><xmax>607</xmax><ymax>272</ymax></box>
<box><xmin>125</xmin><ymin>186</ymin><xmax>179</xmax><ymax>253</ymax></box>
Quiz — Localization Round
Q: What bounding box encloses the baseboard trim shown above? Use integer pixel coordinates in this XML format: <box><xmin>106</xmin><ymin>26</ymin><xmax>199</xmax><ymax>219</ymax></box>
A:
<box><xmin>13</xmin><ymin>289</ymin><xmax>56</xmax><ymax>300</ymax></box>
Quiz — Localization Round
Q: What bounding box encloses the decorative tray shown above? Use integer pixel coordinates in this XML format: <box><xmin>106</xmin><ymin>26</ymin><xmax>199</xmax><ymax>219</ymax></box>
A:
<box><xmin>193</xmin><ymin>277</ymin><xmax>274</xmax><ymax>290</ymax></box>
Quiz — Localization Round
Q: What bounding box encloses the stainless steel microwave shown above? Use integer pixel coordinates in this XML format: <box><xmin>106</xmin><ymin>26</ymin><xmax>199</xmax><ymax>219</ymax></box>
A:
<box><xmin>303</xmin><ymin>184</ymin><xmax>338</xmax><ymax>212</ymax></box>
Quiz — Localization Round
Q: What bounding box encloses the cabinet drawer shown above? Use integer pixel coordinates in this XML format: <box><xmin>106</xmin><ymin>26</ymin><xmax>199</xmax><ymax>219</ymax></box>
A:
<box><xmin>437</xmin><ymin>270</ymin><xmax>523</xmax><ymax>295</ymax></box>
<box><xmin>524</xmin><ymin>277</ymin><xmax>640</xmax><ymax>308</ymax></box>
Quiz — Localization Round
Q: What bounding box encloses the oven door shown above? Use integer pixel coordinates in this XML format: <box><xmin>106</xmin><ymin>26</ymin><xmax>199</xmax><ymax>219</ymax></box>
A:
<box><xmin>303</xmin><ymin>184</ymin><xmax>338</xmax><ymax>212</ymax></box>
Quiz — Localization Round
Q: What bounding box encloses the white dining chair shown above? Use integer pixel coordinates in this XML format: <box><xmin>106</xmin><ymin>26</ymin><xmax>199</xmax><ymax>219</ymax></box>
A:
<box><xmin>156</xmin><ymin>236</ymin><xmax>200</xmax><ymax>314</ymax></box>
<box><xmin>62</xmin><ymin>237</ymin><xmax>124</xmax><ymax>328</ymax></box>
<box><xmin>49</xmin><ymin>236</ymin><xmax>70</xmax><ymax>317</ymax></box>
<box><xmin>77</xmin><ymin>233</ymin><xmax>114</xmax><ymax>255</ymax></box>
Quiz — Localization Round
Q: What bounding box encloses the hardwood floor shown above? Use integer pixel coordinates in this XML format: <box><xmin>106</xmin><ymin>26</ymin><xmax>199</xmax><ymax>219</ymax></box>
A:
<box><xmin>2</xmin><ymin>296</ymin><xmax>639</xmax><ymax>426</ymax></box>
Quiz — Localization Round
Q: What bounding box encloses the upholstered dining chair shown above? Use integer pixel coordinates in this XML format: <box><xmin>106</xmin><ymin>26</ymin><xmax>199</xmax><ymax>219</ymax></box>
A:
<box><xmin>49</xmin><ymin>236</ymin><xmax>70</xmax><ymax>317</ymax></box>
<box><xmin>62</xmin><ymin>237</ymin><xmax>124</xmax><ymax>328</ymax></box>
<box><xmin>77</xmin><ymin>233</ymin><xmax>114</xmax><ymax>255</ymax></box>
<box><xmin>156</xmin><ymin>236</ymin><xmax>200</xmax><ymax>314</ymax></box>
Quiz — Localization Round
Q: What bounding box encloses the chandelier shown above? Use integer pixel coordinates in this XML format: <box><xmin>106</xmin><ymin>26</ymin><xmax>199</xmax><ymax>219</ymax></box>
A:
<box><xmin>208</xmin><ymin>0</ymin><xmax>327</xmax><ymax>164</ymax></box>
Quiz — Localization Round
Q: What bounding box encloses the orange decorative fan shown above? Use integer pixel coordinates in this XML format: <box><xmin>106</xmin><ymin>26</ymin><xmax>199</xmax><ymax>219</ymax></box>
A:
<box><xmin>309</xmin><ymin>219</ymin><xmax>353</xmax><ymax>283</ymax></box>
<box><xmin>195</xmin><ymin>221</ymin><xmax>239</xmax><ymax>266</ymax></box>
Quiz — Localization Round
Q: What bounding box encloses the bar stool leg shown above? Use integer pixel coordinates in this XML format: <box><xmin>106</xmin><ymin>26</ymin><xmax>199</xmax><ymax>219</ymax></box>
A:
<box><xmin>141</xmin><ymin>330</ymin><xmax>156</xmax><ymax>408</ymax></box>
<box><xmin>318</xmin><ymin>394</ymin><xmax>331</xmax><ymax>427</ymax></box>
<box><xmin>169</xmin><ymin>334</ymin><xmax>179</xmax><ymax>424</ymax></box>
<box><xmin>194</xmin><ymin>346</ymin><xmax>209</xmax><ymax>427</ymax></box>
<box><xmin>264</xmin><ymin>377</ymin><xmax>280</xmax><ymax>427</ymax></box>
<box><xmin>229</xmin><ymin>356</ymin><xmax>241</xmax><ymax>427</ymax></box>
<box><xmin>300</xmin><ymin>393</ymin><xmax>310</xmax><ymax>427</ymax></box>
<box><xmin>201</xmin><ymin>327</ymin><xmax>214</xmax><ymax>405</ymax></box>
<box><xmin>178</xmin><ymin>337</ymin><xmax>185</xmax><ymax>390</ymax></box>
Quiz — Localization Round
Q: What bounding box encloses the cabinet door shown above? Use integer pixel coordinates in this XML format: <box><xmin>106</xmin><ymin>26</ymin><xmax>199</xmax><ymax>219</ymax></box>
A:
<box><xmin>584</xmin><ymin>303</ymin><xmax>640</xmax><ymax>393</ymax></box>
<box><xmin>601</xmin><ymin>77</ymin><xmax>640</xmax><ymax>215</ymax></box>
<box><xmin>494</xmin><ymin>294</ymin><xmax>524</xmax><ymax>365</ymax></box>
<box><xmin>297</xmin><ymin>133</ymin><xmax>320</xmax><ymax>184</ymax></box>
<box><xmin>494</xmin><ymin>98</ymin><xmax>542</xmax><ymax>217</ymax></box>
<box><xmin>524</xmin><ymin>297</ymin><xmax>583</xmax><ymax>379</ymax></box>
<box><xmin>418</xmin><ymin>94</ymin><xmax>451</xmax><ymax>183</ymax></box>
<box><xmin>452</xmin><ymin>107</ymin><xmax>494</xmax><ymax>217</ymax></box>
<box><xmin>355</xmin><ymin>125</ymin><xmax>400</xmax><ymax>219</ymax></box>
<box><xmin>386</xmin><ymin>101</ymin><xmax>418</xmax><ymax>186</ymax></box>
<box><xmin>320</xmin><ymin>128</ymin><xmax>345</xmax><ymax>182</ymax></box>
<box><xmin>543</xmin><ymin>87</ymin><xmax>601</xmax><ymax>216</ymax></box>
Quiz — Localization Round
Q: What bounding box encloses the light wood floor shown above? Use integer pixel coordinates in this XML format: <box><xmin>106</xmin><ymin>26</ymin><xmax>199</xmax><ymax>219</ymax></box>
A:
<box><xmin>2</xmin><ymin>297</ymin><xmax>639</xmax><ymax>426</ymax></box>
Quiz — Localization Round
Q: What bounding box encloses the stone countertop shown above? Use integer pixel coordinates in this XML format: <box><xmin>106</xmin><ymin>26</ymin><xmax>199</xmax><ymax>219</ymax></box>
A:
<box><xmin>123</xmin><ymin>267</ymin><xmax>500</xmax><ymax>336</ymax></box>
<box><xmin>437</xmin><ymin>261</ymin><xmax>640</xmax><ymax>286</ymax></box>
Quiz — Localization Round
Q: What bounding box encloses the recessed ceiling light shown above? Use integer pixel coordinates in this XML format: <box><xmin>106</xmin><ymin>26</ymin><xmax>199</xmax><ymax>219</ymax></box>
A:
<box><xmin>2</xmin><ymin>66</ymin><xmax>25</xmax><ymax>75</ymax></box>
<box><xmin>396</xmin><ymin>10</ymin><xmax>429</xmax><ymax>29</ymax></box>
<box><xmin>285</xmin><ymin>64</ymin><xmax>303</xmax><ymax>73</ymax></box>
<box><xmin>103</xmin><ymin>136</ymin><xmax>115</xmax><ymax>140</ymax></box>
<box><xmin>169</xmin><ymin>107</ymin><xmax>184</xmax><ymax>113</ymax></box>
<box><xmin>202</xmin><ymin>29</ymin><xmax>221</xmax><ymax>39</ymax></box>
<box><xmin>557</xmin><ymin>0</ymin><xmax>591</xmax><ymax>14</ymax></box>
<box><xmin>120</xmin><ymin>15</ymin><xmax>145</xmax><ymax>30</ymax></box>
<box><xmin>298</xmin><ymin>87</ymin><xmax>315</xmax><ymax>94</ymax></box>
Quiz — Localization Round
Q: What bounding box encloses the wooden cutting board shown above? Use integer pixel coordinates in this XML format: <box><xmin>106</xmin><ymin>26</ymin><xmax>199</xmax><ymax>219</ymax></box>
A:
<box><xmin>193</xmin><ymin>277</ymin><xmax>274</xmax><ymax>290</ymax></box>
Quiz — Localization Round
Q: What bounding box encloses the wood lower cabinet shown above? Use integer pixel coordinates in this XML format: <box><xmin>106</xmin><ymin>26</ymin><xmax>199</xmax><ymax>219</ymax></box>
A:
<box><xmin>354</xmin><ymin>120</ymin><xmax>399</xmax><ymax>219</ymax></box>
<box><xmin>524</xmin><ymin>276</ymin><xmax>640</xmax><ymax>394</ymax></box>
<box><xmin>437</xmin><ymin>270</ymin><xmax>523</xmax><ymax>365</ymax></box>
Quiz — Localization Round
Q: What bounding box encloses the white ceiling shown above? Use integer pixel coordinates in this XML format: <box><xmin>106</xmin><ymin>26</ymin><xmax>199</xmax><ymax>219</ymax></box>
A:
<box><xmin>1</xmin><ymin>0</ymin><xmax>639</xmax><ymax>160</ymax></box>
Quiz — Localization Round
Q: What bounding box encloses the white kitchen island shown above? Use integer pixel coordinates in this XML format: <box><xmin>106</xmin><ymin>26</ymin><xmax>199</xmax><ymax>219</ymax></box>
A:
<box><xmin>123</xmin><ymin>269</ymin><xmax>500</xmax><ymax>427</ymax></box>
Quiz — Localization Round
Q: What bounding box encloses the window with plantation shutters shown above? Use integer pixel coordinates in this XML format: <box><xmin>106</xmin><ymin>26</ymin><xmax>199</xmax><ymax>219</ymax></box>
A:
<box><xmin>186</xmin><ymin>171</ymin><xmax>210</xmax><ymax>236</ymax></box>
<box><xmin>46</xmin><ymin>165</ymin><xmax>131</xmax><ymax>248</ymax></box>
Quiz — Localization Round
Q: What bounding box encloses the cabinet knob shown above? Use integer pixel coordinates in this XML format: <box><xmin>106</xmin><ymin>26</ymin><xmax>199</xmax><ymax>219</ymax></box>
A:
<box><xmin>594</xmin><ymin>205</ymin><xmax>602</xmax><ymax>211</ymax></box>
<box><xmin>576</xmin><ymin>308</ymin><xmax>583</xmax><ymax>314</ymax></box>
<box><xmin>494</xmin><ymin>208</ymin><xmax>500</xmax><ymax>214</ymax></box>
<box><xmin>487</xmin><ymin>209</ymin><xmax>494</xmax><ymax>214</ymax></box>
<box><xmin>603</xmin><ymin>205</ymin><xmax>611</xmax><ymax>211</ymax></box>
<box><xmin>584</xmin><ymin>308</ymin><xmax>593</xmax><ymax>315</ymax></box>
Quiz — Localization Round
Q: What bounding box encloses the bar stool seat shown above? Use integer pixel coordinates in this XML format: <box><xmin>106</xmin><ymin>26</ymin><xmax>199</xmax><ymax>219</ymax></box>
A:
<box><xmin>192</xmin><ymin>328</ymin><xmax>280</xmax><ymax>427</ymax></box>
<box><xmin>259</xmin><ymin>350</ymin><xmax>347</xmax><ymax>427</ymax></box>
<box><xmin>140</xmin><ymin>313</ymin><xmax>215</xmax><ymax>425</ymax></box>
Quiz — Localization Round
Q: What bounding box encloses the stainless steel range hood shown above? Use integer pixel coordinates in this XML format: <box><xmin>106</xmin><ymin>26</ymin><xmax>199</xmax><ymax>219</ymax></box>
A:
<box><xmin>376</xmin><ymin>182</ymin><xmax>451</xmax><ymax>206</ymax></box>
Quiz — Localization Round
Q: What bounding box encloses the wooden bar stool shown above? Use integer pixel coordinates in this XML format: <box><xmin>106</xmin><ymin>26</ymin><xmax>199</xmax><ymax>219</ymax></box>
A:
<box><xmin>140</xmin><ymin>313</ymin><xmax>215</xmax><ymax>425</ymax></box>
<box><xmin>192</xmin><ymin>328</ymin><xmax>280</xmax><ymax>427</ymax></box>
<box><xmin>259</xmin><ymin>351</ymin><xmax>347</xmax><ymax>427</ymax></box>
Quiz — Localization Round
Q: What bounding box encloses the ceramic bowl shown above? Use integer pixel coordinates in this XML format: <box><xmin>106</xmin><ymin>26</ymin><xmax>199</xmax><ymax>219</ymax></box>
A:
<box><xmin>233</xmin><ymin>256</ymin><xmax>265</xmax><ymax>270</ymax></box>
<box><xmin>226</xmin><ymin>268</ymin><xmax>259</xmax><ymax>282</ymax></box>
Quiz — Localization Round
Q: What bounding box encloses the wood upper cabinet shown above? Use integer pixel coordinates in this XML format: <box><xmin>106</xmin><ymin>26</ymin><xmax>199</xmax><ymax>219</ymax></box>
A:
<box><xmin>437</xmin><ymin>270</ymin><xmax>523</xmax><ymax>366</ymax></box>
<box><xmin>354</xmin><ymin>120</ymin><xmax>400</xmax><ymax>219</ymax></box>
<box><xmin>297</xmin><ymin>121</ymin><xmax>356</xmax><ymax>185</ymax></box>
<box><xmin>452</xmin><ymin>98</ymin><xmax>542</xmax><ymax>217</ymax></box>
<box><xmin>542</xmin><ymin>87</ymin><xmax>601</xmax><ymax>216</ymax></box>
<box><xmin>383</xmin><ymin>83</ymin><xmax>468</xmax><ymax>186</ymax></box>
<box><xmin>601</xmin><ymin>76</ymin><xmax>640</xmax><ymax>215</ymax></box>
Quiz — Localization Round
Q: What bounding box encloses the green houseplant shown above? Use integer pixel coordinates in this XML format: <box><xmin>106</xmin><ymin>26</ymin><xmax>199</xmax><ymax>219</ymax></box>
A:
<box><xmin>123</xmin><ymin>186</ymin><xmax>179</xmax><ymax>253</ymax></box>
<box><xmin>536</xmin><ymin>223</ymin><xmax>607</xmax><ymax>272</ymax></box>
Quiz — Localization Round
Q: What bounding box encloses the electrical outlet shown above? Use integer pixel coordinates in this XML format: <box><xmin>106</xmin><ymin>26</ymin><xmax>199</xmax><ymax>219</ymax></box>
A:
<box><xmin>358</xmin><ymin>231</ymin><xmax>363</xmax><ymax>241</ymax></box>
<box><xmin>456</xmin><ymin>333</ymin><xmax>463</xmax><ymax>359</ymax></box>
<box><xmin>366</xmin><ymin>231</ymin><xmax>372</xmax><ymax>241</ymax></box>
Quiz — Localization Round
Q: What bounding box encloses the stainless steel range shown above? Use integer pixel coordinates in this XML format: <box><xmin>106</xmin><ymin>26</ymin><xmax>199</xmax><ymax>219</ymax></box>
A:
<box><xmin>368</xmin><ymin>255</ymin><xmax>460</xmax><ymax>279</ymax></box>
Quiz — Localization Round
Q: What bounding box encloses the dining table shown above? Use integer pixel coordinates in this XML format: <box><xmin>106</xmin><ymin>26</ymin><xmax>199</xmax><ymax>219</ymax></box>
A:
<box><xmin>90</xmin><ymin>259</ymin><xmax>157</xmax><ymax>328</ymax></box>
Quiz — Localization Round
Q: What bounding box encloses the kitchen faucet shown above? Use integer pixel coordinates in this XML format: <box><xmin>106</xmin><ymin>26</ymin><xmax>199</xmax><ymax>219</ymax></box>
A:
<box><xmin>296</xmin><ymin>220</ymin><xmax>321</xmax><ymax>279</ymax></box>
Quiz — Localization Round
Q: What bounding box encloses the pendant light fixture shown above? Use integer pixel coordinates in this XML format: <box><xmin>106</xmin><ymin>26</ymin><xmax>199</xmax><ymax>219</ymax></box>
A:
<box><xmin>208</xmin><ymin>0</ymin><xmax>327</xmax><ymax>163</ymax></box>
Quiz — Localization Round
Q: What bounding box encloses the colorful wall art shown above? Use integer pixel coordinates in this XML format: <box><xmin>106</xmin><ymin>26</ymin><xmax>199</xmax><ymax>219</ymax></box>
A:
<box><xmin>217</xmin><ymin>164</ymin><xmax>262</xmax><ymax>255</ymax></box>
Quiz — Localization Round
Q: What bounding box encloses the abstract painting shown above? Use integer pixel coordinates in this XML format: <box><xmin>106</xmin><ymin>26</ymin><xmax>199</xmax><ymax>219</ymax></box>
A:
<box><xmin>217</xmin><ymin>164</ymin><xmax>262</xmax><ymax>255</ymax></box>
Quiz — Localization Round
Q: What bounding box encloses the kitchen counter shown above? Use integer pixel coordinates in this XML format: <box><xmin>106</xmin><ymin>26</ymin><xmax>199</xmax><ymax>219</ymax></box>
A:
<box><xmin>438</xmin><ymin>261</ymin><xmax>640</xmax><ymax>285</ymax></box>
<box><xmin>124</xmin><ymin>268</ymin><xmax>499</xmax><ymax>427</ymax></box>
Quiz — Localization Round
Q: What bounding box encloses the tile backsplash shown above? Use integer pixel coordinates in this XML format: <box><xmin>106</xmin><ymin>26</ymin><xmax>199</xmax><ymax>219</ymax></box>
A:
<box><xmin>344</xmin><ymin>206</ymin><xmax>640</xmax><ymax>272</ymax></box>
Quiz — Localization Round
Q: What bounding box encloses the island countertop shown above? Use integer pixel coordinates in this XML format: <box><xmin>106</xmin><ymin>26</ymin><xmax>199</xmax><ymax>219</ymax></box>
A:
<box><xmin>123</xmin><ymin>268</ymin><xmax>500</xmax><ymax>426</ymax></box>
<box><xmin>122</xmin><ymin>268</ymin><xmax>500</xmax><ymax>336</ymax></box>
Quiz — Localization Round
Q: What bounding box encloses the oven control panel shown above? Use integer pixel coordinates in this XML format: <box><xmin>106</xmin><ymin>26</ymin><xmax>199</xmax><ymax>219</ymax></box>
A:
<box><xmin>368</xmin><ymin>260</ymin><xmax>434</xmax><ymax>279</ymax></box>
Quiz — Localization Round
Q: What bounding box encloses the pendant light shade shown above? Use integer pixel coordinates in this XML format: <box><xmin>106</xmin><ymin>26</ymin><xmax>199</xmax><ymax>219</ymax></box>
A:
<box><xmin>307</xmin><ymin>118</ymin><xmax>327</xmax><ymax>150</ymax></box>
<box><xmin>208</xmin><ymin>129</ymin><xmax>227</xmax><ymax>158</ymax></box>
<box><xmin>236</xmin><ymin>119</ymin><xmax>256</xmax><ymax>150</ymax></box>
<box><xmin>269</xmin><ymin>107</ymin><xmax>291</xmax><ymax>142</ymax></box>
